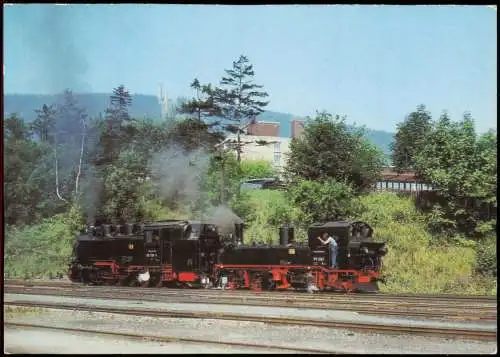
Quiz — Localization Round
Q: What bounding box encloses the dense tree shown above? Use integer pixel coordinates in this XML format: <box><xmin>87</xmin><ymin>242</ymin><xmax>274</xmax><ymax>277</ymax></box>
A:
<box><xmin>179</xmin><ymin>79</ymin><xmax>220</xmax><ymax>123</ymax></box>
<box><xmin>167</xmin><ymin>117</ymin><xmax>225</xmax><ymax>152</ymax></box>
<box><xmin>4</xmin><ymin>113</ymin><xmax>32</xmax><ymax>141</ymax></box>
<box><xmin>90</xmin><ymin>86</ymin><xmax>137</xmax><ymax>221</ymax></box>
<box><xmin>4</xmin><ymin>114</ymin><xmax>65</xmax><ymax>225</ymax></box>
<box><xmin>55</xmin><ymin>90</ymin><xmax>88</xmax><ymax>146</ymax></box>
<box><xmin>32</xmin><ymin>104</ymin><xmax>57</xmax><ymax>143</ymax></box>
<box><xmin>214</xmin><ymin>55</ymin><xmax>269</xmax><ymax>161</ymax></box>
<box><xmin>4</xmin><ymin>114</ymin><xmax>37</xmax><ymax>224</ymax></box>
<box><xmin>96</xmin><ymin>85</ymin><xmax>133</xmax><ymax>166</ymax></box>
<box><xmin>99</xmin><ymin>149</ymin><xmax>152</xmax><ymax>223</ymax></box>
<box><xmin>52</xmin><ymin>90</ymin><xmax>89</xmax><ymax>201</ymax></box>
<box><xmin>413</xmin><ymin>113</ymin><xmax>497</xmax><ymax>237</ymax></box>
<box><xmin>391</xmin><ymin>105</ymin><xmax>433</xmax><ymax>172</ymax></box>
<box><xmin>286</xmin><ymin>111</ymin><xmax>385</xmax><ymax>192</ymax></box>
<box><xmin>174</xmin><ymin>79</ymin><xmax>226</xmax><ymax>151</ymax></box>
<box><xmin>287</xmin><ymin>179</ymin><xmax>364</xmax><ymax>224</ymax></box>
<box><xmin>106</xmin><ymin>85</ymin><xmax>133</xmax><ymax>124</ymax></box>
<box><xmin>125</xmin><ymin>119</ymin><xmax>170</xmax><ymax>158</ymax></box>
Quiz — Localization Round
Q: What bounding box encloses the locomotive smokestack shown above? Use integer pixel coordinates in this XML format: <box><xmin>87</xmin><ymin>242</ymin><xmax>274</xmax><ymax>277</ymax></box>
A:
<box><xmin>102</xmin><ymin>224</ymin><xmax>111</xmax><ymax>237</ymax></box>
<box><xmin>135</xmin><ymin>223</ymin><xmax>145</xmax><ymax>235</ymax></box>
<box><xmin>234</xmin><ymin>223</ymin><xmax>244</xmax><ymax>245</ymax></box>
<box><xmin>279</xmin><ymin>224</ymin><xmax>295</xmax><ymax>246</ymax></box>
<box><xmin>125</xmin><ymin>223</ymin><xmax>134</xmax><ymax>235</ymax></box>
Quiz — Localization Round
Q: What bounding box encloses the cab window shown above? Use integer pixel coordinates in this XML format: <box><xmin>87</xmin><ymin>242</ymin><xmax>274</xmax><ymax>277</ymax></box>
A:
<box><xmin>145</xmin><ymin>230</ymin><xmax>153</xmax><ymax>243</ymax></box>
<box><xmin>153</xmin><ymin>229</ymin><xmax>160</xmax><ymax>241</ymax></box>
<box><xmin>160</xmin><ymin>228</ymin><xmax>170</xmax><ymax>241</ymax></box>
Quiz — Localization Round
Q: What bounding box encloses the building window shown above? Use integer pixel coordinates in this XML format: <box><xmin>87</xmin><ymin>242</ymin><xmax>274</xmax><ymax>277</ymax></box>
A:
<box><xmin>274</xmin><ymin>142</ymin><xmax>281</xmax><ymax>163</ymax></box>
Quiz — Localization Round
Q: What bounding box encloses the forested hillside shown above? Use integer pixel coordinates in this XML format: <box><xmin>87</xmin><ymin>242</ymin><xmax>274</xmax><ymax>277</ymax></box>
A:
<box><xmin>4</xmin><ymin>93</ymin><xmax>395</xmax><ymax>156</ymax></box>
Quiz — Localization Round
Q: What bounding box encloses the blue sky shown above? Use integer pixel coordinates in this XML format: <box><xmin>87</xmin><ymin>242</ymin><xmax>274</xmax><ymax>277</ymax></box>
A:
<box><xmin>4</xmin><ymin>4</ymin><xmax>497</xmax><ymax>132</ymax></box>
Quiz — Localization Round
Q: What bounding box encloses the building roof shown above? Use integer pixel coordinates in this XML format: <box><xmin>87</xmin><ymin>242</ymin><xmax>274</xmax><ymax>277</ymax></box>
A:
<box><xmin>381</xmin><ymin>171</ymin><xmax>419</xmax><ymax>182</ymax></box>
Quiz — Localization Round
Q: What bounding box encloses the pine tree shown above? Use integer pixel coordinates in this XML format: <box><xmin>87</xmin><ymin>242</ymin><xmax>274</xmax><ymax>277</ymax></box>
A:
<box><xmin>98</xmin><ymin>85</ymin><xmax>133</xmax><ymax>165</ymax></box>
<box><xmin>214</xmin><ymin>55</ymin><xmax>269</xmax><ymax>161</ymax></box>
<box><xmin>179</xmin><ymin>78</ymin><xmax>220</xmax><ymax>122</ymax></box>
<box><xmin>32</xmin><ymin>104</ymin><xmax>57</xmax><ymax>143</ymax></box>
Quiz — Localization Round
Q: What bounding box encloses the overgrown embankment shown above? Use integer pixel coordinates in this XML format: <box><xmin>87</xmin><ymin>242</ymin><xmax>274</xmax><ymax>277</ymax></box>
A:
<box><xmin>5</xmin><ymin>207</ymin><xmax>82</xmax><ymax>279</ymax></box>
<box><xmin>239</xmin><ymin>190</ymin><xmax>496</xmax><ymax>295</ymax></box>
<box><xmin>358</xmin><ymin>193</ymin><xmax>496</xmax><ymax>295</ymax></box>
<box><xmin>5</xmin><ymin>191</ymin><xmax>496</xmax><ymax>296</ymax></box>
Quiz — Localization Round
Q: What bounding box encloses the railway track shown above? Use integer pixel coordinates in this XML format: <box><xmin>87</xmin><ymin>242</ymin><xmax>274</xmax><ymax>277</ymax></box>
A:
<box><xmin>5</xmin><ymin>286</ymin><xmax>497</xmax><ymax>322</ymax></box>
<box><xmin>4</xmin><ymin>300</ymin><xmax>497</xmax><ymax>341</ymax></box>
<box><xmin>5</xmin><ymin>284</ymin><xmax>497</xmax><ymax>322</ymax></box>
<box><xmin>4</xmin><ymin>279</ymin><xmax>497</xmax><ymax>303</ymax></box>
<box><xmin>4</xmin><ymin>322</ymin><xmax>334</xmax><ymax>354</ymax></box>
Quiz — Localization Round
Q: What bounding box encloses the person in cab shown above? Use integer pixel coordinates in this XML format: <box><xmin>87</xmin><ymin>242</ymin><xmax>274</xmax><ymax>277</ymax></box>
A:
<box><xmin>317</xmin><ymin>232</ymin><xmax>338</xmax><ymax>269</ymax></box>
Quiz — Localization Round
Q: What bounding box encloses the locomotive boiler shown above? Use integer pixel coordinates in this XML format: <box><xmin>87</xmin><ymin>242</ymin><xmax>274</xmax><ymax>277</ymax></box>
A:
<box><xmin>68</xmin><ymin>219</ymin><xmax>387</xmax><ymax>293</ymax></box>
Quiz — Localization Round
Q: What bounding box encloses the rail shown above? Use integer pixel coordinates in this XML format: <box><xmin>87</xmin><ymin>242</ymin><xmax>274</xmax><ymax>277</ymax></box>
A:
<box><xmin>4</xmin><ymin>301</ymin><xmax>497</xmax><ymax>341</ymax></box>
<box><xmin>5</xmin><ymin>322</ymin><xmax>334</xmax><ymax>354</ymax></box>
<box><xmin>4</xmin><ymin>285</ymin><xmax>497</xmax><ymax>322</ymax></box>
<box><xmin>4</xmin><ymin>279</ymin><xmax>496</xmax><ymax>301</ymax></box>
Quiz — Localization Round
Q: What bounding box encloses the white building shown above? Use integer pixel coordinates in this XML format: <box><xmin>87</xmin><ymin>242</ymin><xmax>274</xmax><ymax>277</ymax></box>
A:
<box><xmin>224</xmin><ymin>134</ymin><xmax>291</xmax><ymax>172</ymax></box>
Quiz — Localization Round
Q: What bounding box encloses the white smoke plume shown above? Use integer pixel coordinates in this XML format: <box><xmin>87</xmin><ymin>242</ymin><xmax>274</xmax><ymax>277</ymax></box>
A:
<box><xmin>149</xmin><ymin>146</ymin><xmax>210</xmax><ymax>206</ymax></box>
<box><xmin>205</xmin><ymin>204</ymin><xmax>243</xmax><ymax>233</ymax></box>
<box><xmin>148</xmin><ymin>145</ymin><xmax>243</xmax><ymax>228</ymax></box>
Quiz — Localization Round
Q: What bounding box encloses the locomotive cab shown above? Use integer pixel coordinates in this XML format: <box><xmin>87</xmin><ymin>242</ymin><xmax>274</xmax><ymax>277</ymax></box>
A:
<box><xmin>308</xmin><ymin>221</ymin><xmax>386</xmax><ymax>271</ymax></box>
<box><xmin>170</xmin><ymin>221</ymin><xmax>225</xmax><ymax>286</ymax></box>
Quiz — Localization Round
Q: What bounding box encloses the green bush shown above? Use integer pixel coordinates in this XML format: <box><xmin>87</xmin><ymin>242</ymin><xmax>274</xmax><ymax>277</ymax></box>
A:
<box><xmin>232</xmin><ymin>189</ymin><xmax>306</xmax><ymax>244</ymax></box>
<box><xmin>5</xmin><ymin>206</ymin><xmax>84</xmax><ymax>279</ymax></box>
<box><xmin>359</xmin><ymin>192</ymin><xmax>495</xmax><ymax>295</ymax></box>
<box><xmin>287</xmin><ymin>179</ymin><xmax>364</xmax><ymax>224</ymax></box>
<box><xmin>475</xmin><ymin>235</ymin><xmax>497</xmax><ymax>277</ymax></box>
<box><xmin>239</xmin><ymin>160</ymin><xmax>277</xmax><ymax>180</ymax></box>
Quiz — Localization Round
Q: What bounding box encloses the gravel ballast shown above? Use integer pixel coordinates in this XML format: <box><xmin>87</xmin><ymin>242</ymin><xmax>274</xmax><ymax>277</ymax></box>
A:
<box><xmin>4</xmin><ymin>307</ymin><xmax>496</xmax><ymax>354</ymax></box>
<box><xmin>4</xmin><ymin>327</ymin><xmax>289</xmax><ymax>354</ymax></box>
<box><xmin>5</xmin><ymin>293</ymin><xmax>496</xmax><ymax>331</ymax></box>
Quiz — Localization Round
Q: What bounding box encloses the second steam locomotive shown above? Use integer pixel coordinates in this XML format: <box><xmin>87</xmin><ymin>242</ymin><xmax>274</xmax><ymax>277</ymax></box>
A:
<box><xmin>68</xmin><ymin>219</ymin><xmax>388</xmax><ymax>293</ymax></box>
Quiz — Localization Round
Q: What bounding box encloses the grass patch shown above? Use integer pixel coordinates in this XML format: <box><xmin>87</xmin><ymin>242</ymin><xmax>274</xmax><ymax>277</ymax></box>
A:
<box><xmin>142</xmin><ymin>199</ymin><xmax>192</xmax><ymax>221</ymax></box>
<box><xmin>5</xmin><ymin>306</ymin><xmax>45</xmax><ymax>318</ymax></box>
<box><xmin>240</xmin><ymin>190</ymin><xmax>496</xmax><ymax>295</ymax></box>
<box><xmin>359</xmin><ymin>192</ymin><xmax>496</xmax><ymax>295</ymax></box>
<box><xmin>237</xmin><ymin>189</ymin><xmax>308</xmax><ymax>244</ymax></box>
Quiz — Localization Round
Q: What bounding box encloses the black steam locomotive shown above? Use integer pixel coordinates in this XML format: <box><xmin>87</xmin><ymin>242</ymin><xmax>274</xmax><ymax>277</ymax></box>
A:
<box><xmin>68</xmin><ymin>219</ymin><xmax>388</xmax><ymax>293</ymax></box>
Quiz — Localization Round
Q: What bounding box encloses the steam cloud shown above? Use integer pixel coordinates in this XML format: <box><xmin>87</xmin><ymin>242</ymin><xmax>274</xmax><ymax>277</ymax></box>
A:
<box><xmin>149</xmin><ymin>145</ymin><xmax>243</xmax><ymax>229</ymax></box>
<box><xmin>204</xmin><ymin>205</ymin><xmax>243</xmax><ymax>233</ymax></box>
<box><xmin>15</xmin><ymin>6</ymin><xmax>242</xmax><ymax>228</ymax></box>
<box><xmin>150</xmin><ymin>147</ymin><xmax>210</xmax><ymax>206</ymax></box>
